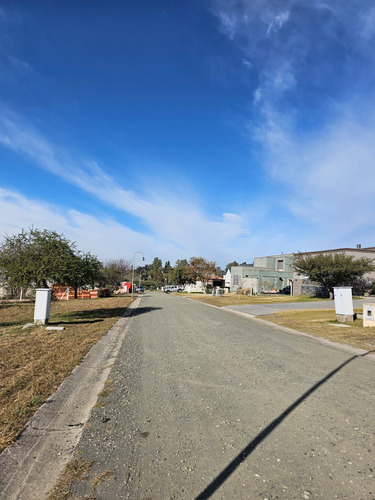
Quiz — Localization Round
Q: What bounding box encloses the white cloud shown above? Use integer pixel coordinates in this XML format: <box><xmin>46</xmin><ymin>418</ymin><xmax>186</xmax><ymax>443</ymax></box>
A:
<box><xmin>267</xmin><ymin>11</ymin><xmax>290</xmax><ymax>35</ymax></box>
<box><xmin>3</xmin><ymin>106</ymin><xmax>366</xmax><ymax>263</ymax></box>
<box><xmin>210</xmin><ymin>0</ymin><xmax>375</xmax><ymax>252</ymax></box>
<box><xmin>0</xmin><ymin>113</ymin><xmax>269</xmax><ymax>265</ymax></box>
<box><xmin>0</xmin><ymin>187</ymin><xmax>274</xmax><ymax>266</ymax></box>
<box><xmin>8</xmin><ymin>56</ymin><xmax>31</xmax><ymax>73</ymax></box>
<box><xmin>217</xmin><ymin>11</ymin><xmax>238</xmax><ymax>40</ymax></box>
<box><xmin>0</xmin><ymin>188</ymin><xmax>156</xmax><ymax>261</ymax></box>
<box><xmin>255</xmin><ymin>102</ymin><xmax>375</xmax><ymax>246</ymax></box>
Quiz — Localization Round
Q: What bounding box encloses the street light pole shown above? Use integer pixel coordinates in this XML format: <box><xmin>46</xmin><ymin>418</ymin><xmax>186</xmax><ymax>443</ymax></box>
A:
<box><xmin>132</xmin><ymin>251</ymin><xmax>145</xmax><ymax>297</ymax></box>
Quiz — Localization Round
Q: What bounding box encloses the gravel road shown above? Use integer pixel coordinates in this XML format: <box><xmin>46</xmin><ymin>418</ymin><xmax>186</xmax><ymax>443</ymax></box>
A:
<box><xmin>66</xmin><ymin>291</ymin><xmax>374</xmax><ymax>499</ymax></box>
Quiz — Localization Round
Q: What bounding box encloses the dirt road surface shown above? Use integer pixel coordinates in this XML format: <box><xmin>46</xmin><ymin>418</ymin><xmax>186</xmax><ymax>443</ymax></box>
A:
<box><xmin>64</xmin><ymin>291</ymin><xmax>374</xmax><ymax>499</ymax></box>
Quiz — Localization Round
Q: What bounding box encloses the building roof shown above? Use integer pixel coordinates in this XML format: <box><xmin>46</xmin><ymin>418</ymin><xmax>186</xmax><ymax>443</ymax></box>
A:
<box><xmin>297</xmin><ymin>246</ymin><xmax>375</xmax><ymax>255</ymax></box>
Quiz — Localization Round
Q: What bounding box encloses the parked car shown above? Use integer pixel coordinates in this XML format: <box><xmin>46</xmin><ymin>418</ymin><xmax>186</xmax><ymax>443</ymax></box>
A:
<box><xmin>164</xmin><ymin>285</ymin><xmax>183</xmax><ymax>294</ymax></box>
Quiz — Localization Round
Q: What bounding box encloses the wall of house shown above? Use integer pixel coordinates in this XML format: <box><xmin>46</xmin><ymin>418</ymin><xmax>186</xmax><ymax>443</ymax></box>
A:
<box><xmin>231</xmin><ymin>248</ymin><xmax>375</xmax><ymax>296</ymax></box>
<box><xmin>230</xmin><ymin>262</ymin><xmax>293</xmax><ymax>294</ymax></box>
<box><xmin>253</xmin><ymin>254</ymin><xmax>294</xmax><ymax>272</ymax></box>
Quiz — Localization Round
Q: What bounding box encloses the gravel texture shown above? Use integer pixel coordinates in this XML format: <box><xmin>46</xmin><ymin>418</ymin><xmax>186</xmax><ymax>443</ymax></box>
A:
<box><xmin>67</xmin><ymin>292</ymin><xmax>375</xmax><ymax>499</ymax></box>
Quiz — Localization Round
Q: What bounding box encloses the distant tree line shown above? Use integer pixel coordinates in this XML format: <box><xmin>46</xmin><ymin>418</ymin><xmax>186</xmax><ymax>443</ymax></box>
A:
<box><xmin>3</xmin><ymin>228</ymin><xmax>375</xmax><ymax>300</ymax></box>
<box><xmin>134</xmin><ymin>256</ymin><xmax>220</xmax><ymax>289</ymax></box>
<box><xmin>0</xmin><ymin>228</ymin><xmax>223</xmax><ymax>298</ymax></box>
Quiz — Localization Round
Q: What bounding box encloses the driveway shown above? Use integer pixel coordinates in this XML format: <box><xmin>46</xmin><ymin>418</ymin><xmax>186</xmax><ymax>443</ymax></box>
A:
<box><xmin>224</xmin><ymin>297</ymin><xmax>375</xmax><ymax>316</ymax></box>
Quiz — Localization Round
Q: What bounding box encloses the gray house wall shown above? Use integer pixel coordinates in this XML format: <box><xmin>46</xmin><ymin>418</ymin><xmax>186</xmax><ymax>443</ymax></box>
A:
<box><xmin>231</xmin><ymin>254</ymin><xmax>294</xmax><ymax>294</ymax></box>
<box><xmin>231</xmin><ymin>246</ymin><xmax>375</xmax><ymax>297</ymax></box>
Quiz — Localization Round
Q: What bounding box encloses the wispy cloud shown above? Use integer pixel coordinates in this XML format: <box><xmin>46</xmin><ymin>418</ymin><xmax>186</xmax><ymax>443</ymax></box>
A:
<box><xmin>0</xmin><ymin>7</ymin><xmax>33</xmax><ymax>78</ymax></box>
<box><xmin>256</xmin><ymin>103</ymin><xmax>375</xmax><ymax>234</ymax></box>
<box><xmin>0</xmin><ymin>186</ymin><xmax>270</xmax><ymax>265</ymax></box>
<box><xmin>210</xmin><ymin>0</ymin><xmax>375</xmax><ymax>250</ymax></box>
<box><xmin>0</xmin><ymin>188</ymin><xmax>156</xmax><ymax>261</ymax></box>
<box><xmin>211</xmin><ymin>0</ymin><xmax>375</xmax><ymax>103</ymax></box>
<box><xmin>267</xmin><ymin>11</ymin><xmax>290</xmax><ymax>35</ymax></box>
<box><xmin>0</xmin><ymin>111</ymin><xmax>259</xmax><ymax>264</ymax></box>
<box><xmin>360</xmin><ymin>6</ymin><xmax>375</xmax><ymax>40</ymax></box>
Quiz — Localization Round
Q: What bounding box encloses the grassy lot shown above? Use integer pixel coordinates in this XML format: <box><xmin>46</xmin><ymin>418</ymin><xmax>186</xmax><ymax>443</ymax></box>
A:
<box><xmin>0</xmin><ymin>295</ymin><xmax>134</xmax><ymax>453</ymax></box>
<box><xmin>266</xmin><ymin>309</ymin><xmax>375</xmax><ymax>352</ymax></box>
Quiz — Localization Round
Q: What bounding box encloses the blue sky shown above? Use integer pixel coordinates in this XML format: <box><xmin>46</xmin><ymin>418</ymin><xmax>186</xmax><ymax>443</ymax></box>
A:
<box><xmin>1</xmin><ymin>1</ymin><xmax>375</xmax><ymax>268</ymax></box>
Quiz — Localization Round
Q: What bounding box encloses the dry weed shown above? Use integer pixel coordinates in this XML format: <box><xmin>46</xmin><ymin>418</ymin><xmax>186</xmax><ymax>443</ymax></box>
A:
<box><xmin>266</xmin><ymin>309</ymin><xmax>375</xmax><ymax>351</ymax></box>
<box><xmin>47</xmin><ymin>457</ymin><xmax>93</xmax><ymax>500</ymax></box>
<box><xmin>0</xmin><ymin>296</ymin><xmax>133</xmax><ymax>452</ymax></box>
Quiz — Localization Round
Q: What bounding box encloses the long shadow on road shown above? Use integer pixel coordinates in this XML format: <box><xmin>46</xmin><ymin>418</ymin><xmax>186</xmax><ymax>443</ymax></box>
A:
<box><xmin>48</xmin><ymin>306</ymin><xmax>162</xmax><ymax>325</ymax></box>
<box><xmin>195</xmin><ymin>350</ymin><xmax>375</xmax><ymax>500</ymax></box>
<box><xmin>129</xmin><ymin>306</ymin><xmax>162</xmax><ymax>316</ymax></box>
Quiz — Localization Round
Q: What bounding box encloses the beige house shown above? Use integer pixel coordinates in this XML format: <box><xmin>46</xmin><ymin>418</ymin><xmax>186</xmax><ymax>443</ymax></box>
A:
<box><xmin>293</xmin><ymin>244</ymin><xmax>375</xmax><ymax>295</ymax></box>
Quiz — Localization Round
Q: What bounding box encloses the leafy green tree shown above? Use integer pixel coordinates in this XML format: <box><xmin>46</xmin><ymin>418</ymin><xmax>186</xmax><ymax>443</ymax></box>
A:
<box><xmin>171</xmin><ymin>260</ymin><xmax>189</xmax><ymax>285</ymax></box>
<box><xmin>134</xmin><ymin>263</ymin><xmax>150</xmax><ymax>289</ymax></box>
<box><xmin>0</xmin><ymin>229</ymin><xmax>76</xmax><ymax>296</ymax></box>
<box><xmin>163</xmin><ymin>260</ymin><xmax>173</xmax><ymax>286</ymax></box>
<box><xmin>175</xmin><ymin>259</ymin><xmax>188</xmax><ymax>267</ymax></box>
<box><xmin>60</xmin><ymin>252</ymin><xmax>103</xmax><ymax>299</ymax></box>
<box><xmin>185</xmin><ymin>257</ymin><xmax>217</xmax><ymax>284</ymax></box>
<box><xmin>293</xmin><ymin>252</ymin><xmax>375</xmax><ymax>296</ymax></box>
<box><xmin>149</xmin><ymin>257</ymin><xmax>164</xmax><ymax>288</ymax></box>
<box><xmin>102</xmin><ymin>259</ymin><xmax>132</xmax><ymax>291</ymax></box>
<box><xmin>0</xmin><ymin>228</ymin><xmax>103</xmax><ymax>298</ymax></box>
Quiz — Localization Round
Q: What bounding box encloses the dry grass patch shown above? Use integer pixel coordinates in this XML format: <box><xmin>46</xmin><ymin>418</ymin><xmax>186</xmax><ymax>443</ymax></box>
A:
<box><xmin>187</xmin><ymin>292</ymin><xmax>328</xmax><ymax>307</ymax></box>
<box><xmin>266</xmin><ymin>309</ymin><xmax>375</xmax><ymax>351</ymax></box>
<box><xmin>48</xmin><ymin>457</ymin><xmax>94</xmax><ymax>500</ymax></box>
<box><xmin>91</xmin><ymin>469</ymin><xmax>115</xmax><ymax>487</ymax></box>
<box><xmin>0</xmin><ymin>296</ymin><xmax>134</xmax><ymax>453</ymax></box>
<box><xmin>97</xmin><ymin>379</ymin><xmax>114</xmax><ymax>399</ymax></box>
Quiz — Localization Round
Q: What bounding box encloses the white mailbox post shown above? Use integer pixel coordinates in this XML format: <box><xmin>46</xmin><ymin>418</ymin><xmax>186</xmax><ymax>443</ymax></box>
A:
<box><xmin>333</xmin><ymin>287</ymin><xmax>354</xmax><ymax>322</ymax></box>
<box><xmin>363</xmin><ymin>303</ymin><xmax>375</xmax><ymax>327</ymax></box>
<box><xmin>34</xmin><ymin>288</ymin><xmax>52</xmax><ymax>325</ymax></box>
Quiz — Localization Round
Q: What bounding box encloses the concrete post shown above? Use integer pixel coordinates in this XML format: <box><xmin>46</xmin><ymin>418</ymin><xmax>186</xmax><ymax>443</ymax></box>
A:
<box><xmin>333</xmin><ymin>287</ymin><xmax>354</xmax><ymax>322</ymax></box>
<box><xmin>34</xmin><ymin>289</ymin><xmax>52</xmax><ymax>325</ymax></box>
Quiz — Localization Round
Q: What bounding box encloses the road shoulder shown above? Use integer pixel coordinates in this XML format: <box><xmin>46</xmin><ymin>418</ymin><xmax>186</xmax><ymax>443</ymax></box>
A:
<box><xmin>0</xmin><ymin>297</ymin><xmax>142</xmax><ymax>500</ymax></box>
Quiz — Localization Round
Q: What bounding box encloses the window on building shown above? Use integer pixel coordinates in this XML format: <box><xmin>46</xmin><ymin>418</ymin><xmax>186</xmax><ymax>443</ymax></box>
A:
<box><xmin>277</xmin><ymin>260</ymin><xmax>284</xmax><ymax>271</ymax></box>
<box><xmin>233</xmin><ymin>275</ymin><xmax>239</xmax><ymax>285</ymax></box>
